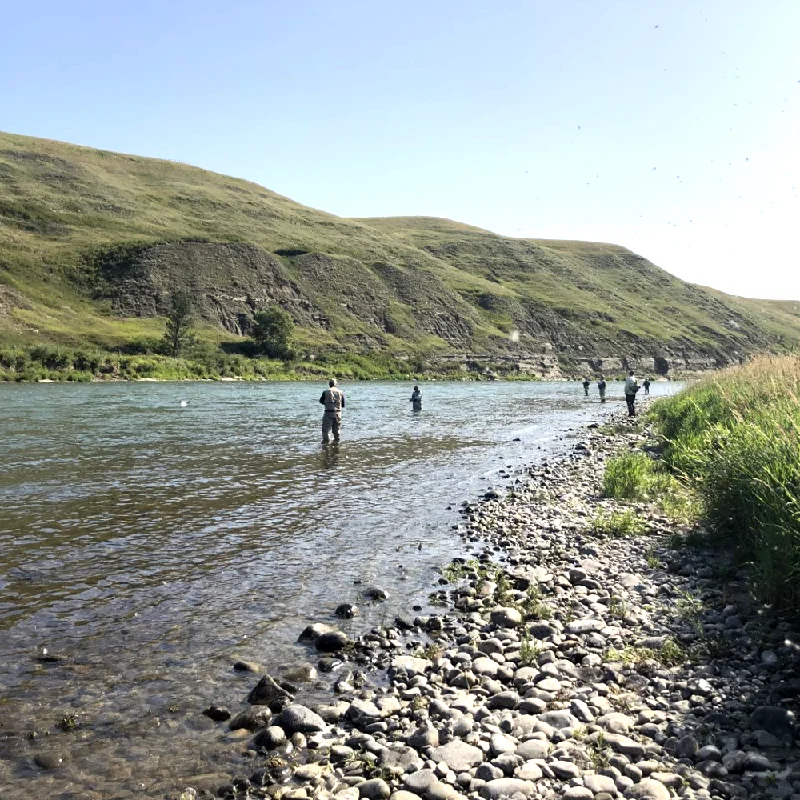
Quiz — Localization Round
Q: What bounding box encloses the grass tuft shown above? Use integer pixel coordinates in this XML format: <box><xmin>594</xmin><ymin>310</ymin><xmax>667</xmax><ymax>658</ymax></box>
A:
<box><xmin>592</xmin><ymin>508</ymin><xmax>646</xmax><ymax>538</ymax></box>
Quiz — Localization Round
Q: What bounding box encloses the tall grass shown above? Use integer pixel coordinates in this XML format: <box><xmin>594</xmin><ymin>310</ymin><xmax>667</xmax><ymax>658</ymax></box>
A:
<box><xmin>650</xmin><ymin>356</ymin><xmax>800</xmax><ymax>612</ymax></box>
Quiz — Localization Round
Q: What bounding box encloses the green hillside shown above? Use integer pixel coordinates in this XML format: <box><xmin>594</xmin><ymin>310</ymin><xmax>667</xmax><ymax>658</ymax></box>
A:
<box><xmin>0</xmin><ymin>131</ymin><xmax>798</xmax><ymax>380</ymax></box>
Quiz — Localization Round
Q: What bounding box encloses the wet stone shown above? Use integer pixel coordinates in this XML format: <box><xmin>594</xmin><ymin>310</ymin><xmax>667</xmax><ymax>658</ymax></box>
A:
<box><xmin>273</xmin><ymin>704</ymin><xmax>326</xmax><ymax>734</ymax></box>
<box><xmin>202</xmin><ymin>705</ymin><xmax>231</xmax><ymax>722</ymax></box>
<box><xmin>34</xmin><ymin>752</ymin><xmax>64</xmax><ymax>770</ymax></box>
<box><xmin>253</xmin><ymin>725</ymin><xmax>287</xmax><ymax>749</ymax></box>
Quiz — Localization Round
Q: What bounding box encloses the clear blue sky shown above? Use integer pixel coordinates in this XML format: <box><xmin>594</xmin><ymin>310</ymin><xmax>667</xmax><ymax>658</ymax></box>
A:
<box><xmin>2</xmin><ymin>0</ymin><xmax>799</xmax><ymax>299</ymax></box>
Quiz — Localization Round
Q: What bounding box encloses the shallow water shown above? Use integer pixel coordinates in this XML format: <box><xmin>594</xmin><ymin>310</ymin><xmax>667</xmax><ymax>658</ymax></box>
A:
<box><xmin>0</xmin><ymin>380</ymin><xmax>678</xmax><ymax>798</ymax></box>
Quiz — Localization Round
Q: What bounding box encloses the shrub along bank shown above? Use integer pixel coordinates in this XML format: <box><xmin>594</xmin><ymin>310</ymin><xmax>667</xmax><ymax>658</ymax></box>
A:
<box><xmin>648</xmin><ymin>355</ymin><xmax>800</xmax><ymax>613</ymax></box>
<box><xmin>0</xmin><ymin>344</ymin><xmax>477</xmax><ymax>382</ymax></box>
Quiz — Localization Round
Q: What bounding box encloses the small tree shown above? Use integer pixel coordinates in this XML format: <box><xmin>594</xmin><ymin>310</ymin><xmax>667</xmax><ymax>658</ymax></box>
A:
<box><xmin>252</xmin><ymin>306</ymin><xmax>294</xmax><ymax>359</ymax></box>
<box><xmin>162</xmin><ymin>291</ymin><xmax>195</xmax><ymax>357</ymax></box>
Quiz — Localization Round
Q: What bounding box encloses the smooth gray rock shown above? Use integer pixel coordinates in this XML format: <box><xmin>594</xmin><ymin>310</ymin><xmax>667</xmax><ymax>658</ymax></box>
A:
<box><xmin>675</xmin><ymin>734</ymin><xmax>698</xmax><ymax>759</ymax></box>
<box><xmin>538</xmin><ymin>710</ymin><xmax>578</xmax><ymax>729</ymax></box>
<box><xmin>427</xmin><ymin>783</ymin><xmax>466</xmax><ymax>800</ymax></box>
<box><xmin>402</xmin><ymin>769</ymin><xmax>438</xmax><ymax>793</ymax></box>
<box><xmin>488</xmin><ymin>691</ymin><xmax>519</xmax><ymax>710</ymax></box>
<box><xmin>514</xmin><ymin>762</ymin><xmax>542</xmax><ymax>781</ymax></box>
<box><xmin>563</xmin><ymin>788</ymin><xmax>593</xmax><ymax>800</ymax></box>
<box><xmin>253</xmin><ymin>725</ymin><xmax>286</xmax><ymax>749</ymax></box>
<box><xmin>721</xmin><ymin>750</ymin><xmax>748</xmax><ymax>773</ymax></box>
<box><xmin>491</xmin><ymin>607</ymin><xmax>523</xmax><ymax>627</ymax></box>
<box><xmin>273</xmin><ymin>704</ymin><xmax>326</xmax><ymax>734</ymax></box>
<box><xmin>570</xmin><ymin>698</ymin><xmax>595</xmax><ymax>723</ymax></box>
<box><xmin>696</xmin><ymin>745</ymin><xmax>722</xmax><ymax>762</ymax></box>
<box><xmin>476</xmin><ymin>764</ymin><xmax>505</xmax><ymax>782</ymax></box>
<box><xmin>408</xmin><ymin>724</ymin><xmax>439</xmax><ymax>750</ymax></box>
<box><xmin>431</xmin><ymin>740</ymin><xmax>483</xmax><ymax>771</ymax></box>
<box><xmin>598</xmin><ymin>713</ymin><xmax>635</xmax><ymax>734</ymax></box>
<box><xmin>359</xmin><ymin>778</ymin><xmax>391</xmax><ymax>800</ymax></box>
<box><xmin>479</xmin><ymin>778</ymin><xmax>535</xmax><ymax>799</ymax></box>
<box><xmin>473</xmin><ymin>657</ymin><xmax>499</xmax><ymax>676</ymax></box>
<box><xmin>550</xmin><ymin>761</ymin><xmax>581</xmax><ymax>779</ymax></box>
<box><xmin>515</xmin><ymin>739</ymin><xmax>549</xmax><ymax>760</ymax></box>
<box><xmin>379</xmin><ymin>745</ymin><xmax>419</xmax><ymax>772</ymax></box>
<box><xmin>528</xmin><ymin>623</ymin><xmax>556</xmax><ymax>639</ymax></box>
<box><xmin>624</xmin><ymin>779</ymin><xmax>670</xmax><ymax>799</ymax></box>
<box><xmin>490</xmin><ymin>733</ymin><xmax>517</xmax><ymax>756</ymax></box>
<box><xmin>583</xmin><ymin>774</ymin><xmax>617</xmax><ymax>794</ymax></box>
<box><xmin>743</xmin><ymin>753</ymin><xmax>771</xmax><ymax>772</ymax></box>
<box><xmin>348</xmin><ymin>698</ymin><xmax>383</xmax><ymax>725</ymax></box>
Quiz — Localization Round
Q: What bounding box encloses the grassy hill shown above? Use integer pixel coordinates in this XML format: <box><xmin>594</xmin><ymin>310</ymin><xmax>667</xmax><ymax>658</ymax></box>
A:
<box><xmin>1</xmin><ymin>130</ymin><xmax>798</xmax><ymax>380</ymax></box>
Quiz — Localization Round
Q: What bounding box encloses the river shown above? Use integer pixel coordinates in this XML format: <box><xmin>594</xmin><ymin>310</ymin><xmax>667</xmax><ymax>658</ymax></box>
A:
<box><xmin>0</xmin><ymin>379</ymin><xmax>679</xmax><ymax>799</ymax></box>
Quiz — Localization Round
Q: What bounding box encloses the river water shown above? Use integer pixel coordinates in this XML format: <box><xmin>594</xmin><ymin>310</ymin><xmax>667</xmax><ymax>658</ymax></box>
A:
<box><xmin>0</xmin><ymin>380</ymin><xmax>679</xmax><ymax>799</ymax></box>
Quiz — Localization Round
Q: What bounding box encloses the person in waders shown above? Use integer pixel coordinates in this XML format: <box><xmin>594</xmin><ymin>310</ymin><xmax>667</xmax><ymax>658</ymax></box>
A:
<box><xmin>643</xmin><ymin>378</ymin><xmax>651</xmax><ymax>395</ymax></box>
<box><xmin>597</xmin><ymin>376</ymin><xmax>607</xmax><ymax>403</ymax></box>
<box><xmin>582</xmin><ymin>377</ymin><xmax>590</xmax><ymax>397</ymax></box>
<box><xmin>319</xmin><ymin>378</ymin><xmax>345</xmax><ymax>444</ymax></box>
<box><xmin>624</xmin><ymin>370</ymin><xmax>640</xmax><ymax>416</ymax></box>
<box><xmin>410</xmin><ymin>385</ymin><xmax>422</xmax><ymax>412</ymax></box>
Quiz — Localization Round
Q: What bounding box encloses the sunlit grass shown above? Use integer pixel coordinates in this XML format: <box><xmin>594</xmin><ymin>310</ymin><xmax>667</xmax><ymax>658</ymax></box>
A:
<box><xmin>650</xmin><ymin>356</ymin><xmax>800</xmax><ymax>612</ymax></box>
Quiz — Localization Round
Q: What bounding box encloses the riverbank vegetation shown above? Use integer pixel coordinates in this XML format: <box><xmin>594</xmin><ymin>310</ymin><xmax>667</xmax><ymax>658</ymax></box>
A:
<box><xmin>0</xmin><ymin>343</ymin><xmax>474</xmax><ymax>382</ymax></box>
<box><xmin>641</xmin><ymin>356</ymin><xmax>800</xmax><ymax>613</ymax></box>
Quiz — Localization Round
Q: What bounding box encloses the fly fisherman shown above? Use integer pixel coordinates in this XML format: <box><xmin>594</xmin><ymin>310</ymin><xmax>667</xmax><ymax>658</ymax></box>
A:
<box><xmin>597</xmin><ymin>375</ymin><xmax>607</xmax><ymax>403</ymax></box>
<box><xmin>624</xmin><ymin>370</ymin><xmax>640</xmax><ymax>417</ymax></box>
<box><xmin>582</xmin><ymin>377</ymin><xmax>590</xmax><ymax>396</ymax></box>
<box><xmin>410</xmin><ymin>385</ymin><xmax>422</xmax><ymax>412</ymax></box>
<box><xmin>319</xmin><ymin>378</ymin><xmax>345</xmax><ymax>444</ymax></box>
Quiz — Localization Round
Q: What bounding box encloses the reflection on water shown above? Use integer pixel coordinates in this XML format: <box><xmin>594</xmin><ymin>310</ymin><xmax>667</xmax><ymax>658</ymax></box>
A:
<box><xmin>0</xmin><ymin>380</ymin><xmax>679</xmax><ymax>798</ymax></box>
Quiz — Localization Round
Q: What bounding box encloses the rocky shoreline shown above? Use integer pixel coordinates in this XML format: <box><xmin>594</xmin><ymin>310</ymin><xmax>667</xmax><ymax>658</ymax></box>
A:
<box><xmin>183</xmin><ymin>411</ymin><xmax>800</xmax><ymax>800</ymax></box>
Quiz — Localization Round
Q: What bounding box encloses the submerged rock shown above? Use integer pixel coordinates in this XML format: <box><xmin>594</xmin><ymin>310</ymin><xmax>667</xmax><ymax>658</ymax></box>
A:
<box><xmin>228</xmin><ymin>707</ymin><xmax>272</xmax><ymax>731</ymax></box>
<box><xmin>335</xmin><ymin>603</ymin><xmax>359</xmax><ymax>618</ymax></box>
<box><xmin>201</xmin><ymin>705</ymin><xmax>231</xmax><ymax>722</ymax></box>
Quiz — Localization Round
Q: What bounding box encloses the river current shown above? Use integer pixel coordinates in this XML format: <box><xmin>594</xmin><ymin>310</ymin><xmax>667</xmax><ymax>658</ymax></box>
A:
<box><xmin>0</xmin><ymin>379</ymin><xmax>679</xmax><ymax>799</ymax></box>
